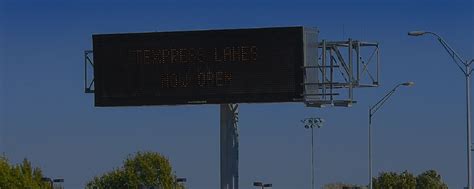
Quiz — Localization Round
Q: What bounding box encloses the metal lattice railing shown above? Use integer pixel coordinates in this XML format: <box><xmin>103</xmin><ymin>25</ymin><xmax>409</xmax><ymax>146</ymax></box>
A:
<box><xmin>303</xmin><ymin>39</ymin><xmax>380</xmax><ymax>107</ymax></box>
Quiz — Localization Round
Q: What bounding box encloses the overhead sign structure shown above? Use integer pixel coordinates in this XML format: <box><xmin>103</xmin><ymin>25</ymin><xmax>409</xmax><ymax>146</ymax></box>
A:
<box><xmin>86</xmin><ymin>26</ymin><xmax>380</xmax><ymax>189</ymax></box>
<box><xmin>92</xmin><ymin>27</ymin><xmax>318</xmax><ymax>106</ymax></box>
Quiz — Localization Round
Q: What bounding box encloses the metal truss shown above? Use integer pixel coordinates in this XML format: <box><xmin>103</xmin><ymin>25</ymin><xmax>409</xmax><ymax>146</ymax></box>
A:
<box><xmin>84</xmin><ymin>50</ymin><xmax>94</xmax><ymax>93</ymax></box>
<box><xmin>303</xmin><ymin>39</ymin><xmax>380</xmax><ymax>107</ymax></box>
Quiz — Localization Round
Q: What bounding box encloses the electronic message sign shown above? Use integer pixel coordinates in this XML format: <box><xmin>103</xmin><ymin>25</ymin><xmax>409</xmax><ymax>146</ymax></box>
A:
<box><xmin>93</xmin><ymin>26</ymin><xmax>318</xmax><ymax>106</ymax></box>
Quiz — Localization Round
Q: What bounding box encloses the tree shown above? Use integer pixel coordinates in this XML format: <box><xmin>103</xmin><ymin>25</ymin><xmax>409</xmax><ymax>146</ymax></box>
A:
<box><xmin>373</xmin><ymin>170</ymin><xmax>447</xmax><ymax>189</ymax></box>
<box><xmin>396</xmin><ymin>171</ymin><xmax>416</xmax><ymax>189</ymax></box>
<box><xmin>86</xmin><ymin>151</ymin><xmax>184</xmax><ymax>189</ymax></box>
<box><xmin>416</xmin><ymin>170</ymin><xmax>448</xmax><ymax>189</ymax></box>
<box><xmin>373</xmin><ymin>172</ymin><xmax>398</xmax><ymax>189</ymax></box>
<box><xmin>0</xmin><ymin>155</ymin><xmax>51</xmax><ymax>189</ymax></box>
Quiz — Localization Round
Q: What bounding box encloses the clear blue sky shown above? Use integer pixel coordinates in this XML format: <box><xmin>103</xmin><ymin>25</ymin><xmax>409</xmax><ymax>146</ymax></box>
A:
<box><xmin>0</xmin><ymin>0</ymin><xmax>472</xmax><ymax>188</ymax></box>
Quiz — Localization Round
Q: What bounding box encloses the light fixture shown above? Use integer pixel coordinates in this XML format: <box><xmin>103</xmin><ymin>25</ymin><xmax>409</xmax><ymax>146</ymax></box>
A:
<box><xmin>401</xmin><ymin>81</ymin><xmax>415</xmax><ymax>87</ymax></box>
<box><xmin>408</xmin><ymin>31</ymin><xmax>427</xmax><ymax>36</ymax></box>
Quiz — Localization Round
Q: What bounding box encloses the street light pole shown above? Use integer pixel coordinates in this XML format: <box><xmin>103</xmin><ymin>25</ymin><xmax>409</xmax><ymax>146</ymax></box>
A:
<box><xmin>468</xmin><ymin>62</ymin><xmax>472</xmax><ymax>189</ymax></box>
<box><xmin>409</xmin><ymin>31</ymin><xmax>473</xmax><ymax>189</ymax></box>
<box><xmin>368</xmin><ymin>82</ymin><xmax>414</xmax><ymax>189</ymax></box>
<box><xmin>368</xmin><ymin>107</ymin><xmax>372</xmax><ymax>189</ymax></box>
<box><xmin>301</xmin><ymin>117</ymin><xmax>324</xmax><ymax>189</ymax></box>
<box><xmin>311</xmin><ymin>126</ymin><xmax>314</xmax><ymax>189</ymax></box>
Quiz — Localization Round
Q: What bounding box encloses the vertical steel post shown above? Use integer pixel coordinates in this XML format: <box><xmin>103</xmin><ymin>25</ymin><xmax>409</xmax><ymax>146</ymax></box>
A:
<box><xmin>376</xmin><ymin>45</ymin><xmax>380</xmax><ymax>85</ymax></box>
<box><xmin>322</xmin><ymin>40</ymin><xmax>326</xmax><ymax>99</ymax></box>
<box><xmin>329</xmin><ymin>47</ymin><xmax>334</xmax><ymax>101</ymax></box>
<box><xmin>466</xmin><ymin>64</ymin><xmax>472</xmax><ymax>189</ymax></box>
<box><xmin>311</xmin><ymin>126</ymin><xmax>315</xmax><ymax>189</ymax></box>
<box><xmin>368</xmin><ymin>108</ymin><xmax>372</xmax><ymax>189</ymax></box>
<box><xmin>348</xmin><ymin>39</ymin><xmax>353</xmax><ymax>99</ymax></box>
<box><xmin>84</xmin><ymin>51</ymin><xmax>87</xmax><ymax>92</ymax></box>
<box><xmin>356</xmin><ymin>41</ymin><xmax>361</xmax><ymax>82</ymax></box>
<box><xmin>220</xmin><ymin>104</ymin><xmax>239</xmax><ymax>189</ymax></box>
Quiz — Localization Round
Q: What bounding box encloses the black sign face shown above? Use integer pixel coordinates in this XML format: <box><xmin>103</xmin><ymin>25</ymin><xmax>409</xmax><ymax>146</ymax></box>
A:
<box><xmin>93</xmin><ymin>27</ymin><xmax>317</xmax><ymax>106</ymax></box>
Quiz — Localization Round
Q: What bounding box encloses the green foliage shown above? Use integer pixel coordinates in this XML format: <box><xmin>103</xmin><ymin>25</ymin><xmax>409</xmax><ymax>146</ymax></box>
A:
<box><xmin>373</xmin><ymin>170</ymin><xmax>447</xmax><ymax>189</ymax></box>
<box><xmin>397</xmin><ymin>171</ymin><xmax>416</xmax><ymax>189</ymax></box>
<box><xmin>416</xmin><ymin>170</ymin><xmax>448</xmax><ymax>189</ymax></box>
<box><xmin>0</xmin><ymin>155</ymin><xmax>51</xmax><ymax>189</ymax></box>
<box><xmin>86</xmin><ymin>151</ymin><xmax>184</xmax><ymax>189</ymax></box>
<box><xmin>373</xmin><ymin>172</ymin><xmax>399</xmax><ymax>189</ymax></box>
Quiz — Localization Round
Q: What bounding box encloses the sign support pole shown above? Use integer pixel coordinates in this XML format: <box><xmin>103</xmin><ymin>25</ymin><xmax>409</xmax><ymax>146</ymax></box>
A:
<box><xmin>220</xmin><ymin>104</ymin><xmax>239</xmax><ymax>189</ymax></box>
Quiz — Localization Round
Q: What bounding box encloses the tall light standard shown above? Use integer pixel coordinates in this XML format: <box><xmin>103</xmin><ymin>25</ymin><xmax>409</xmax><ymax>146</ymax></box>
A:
<box><xmin>368</xmin><ymin>82</ymin><xmax>414</xmax><ymax>189</ymax></box>
<box><xmin>253</xmin><ymin>181</ymin><xmax>272</xmax><ymax>189</ymax></box>
<box><xmin>175</xmin><ymin>177</ymin><xmax>187</xmax><ymax>189</ymax></box>
<box><xmin>41</xmin><ymin>177</ymin><xmax>64</xmax><ymax>189</ymax></box>
<box><xmin>408</xmin><ymin>30</ymin><xmax>473</xmax><ymax>189</ymax></box>
<box><xmin>301</xmin><ymin>117</ymin><xmax>324</xmax><ymax>189</ymax></box>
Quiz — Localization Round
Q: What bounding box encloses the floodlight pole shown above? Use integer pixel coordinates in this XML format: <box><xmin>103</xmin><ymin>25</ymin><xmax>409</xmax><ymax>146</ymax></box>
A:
<box><xmin>301</xmin><ymin>118</ymin><xmax>324</xmax><ymax>189</ymax></box>
<box><xmin>221</xmin><ymin>104</ymin><xmax>239</xmax><ymax>189</ymax></box>
<box><xmin>409</xmin><ymin>31</ymin><xmax>473</xmax><ymax>189</ymax></box>
<box><xmin>42</xmin><ymin>177</ymin><xmax>64</xmax><ymax>189</ymax></box>
<box><xmin>254</xmin><ymin>182</ymin><xmax>272</xmax><ymax>189</ymax></box>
